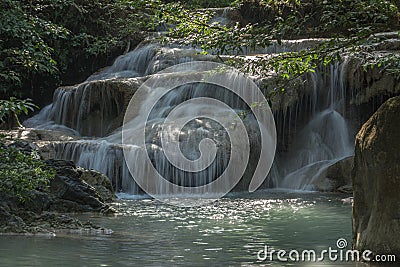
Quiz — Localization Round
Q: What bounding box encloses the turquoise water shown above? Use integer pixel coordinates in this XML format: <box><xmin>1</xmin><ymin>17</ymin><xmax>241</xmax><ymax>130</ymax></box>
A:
<box><xmin>0</xmin><ymin>191</ymin><xmax>354</xmax><ymax>266</ymax></box>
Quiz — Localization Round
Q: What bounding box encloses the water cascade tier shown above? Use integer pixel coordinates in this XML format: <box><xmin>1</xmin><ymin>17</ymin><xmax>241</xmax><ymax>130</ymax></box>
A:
<box><xmin>25</xmin><ymin>36</ymin><xmax>400</xmax><ymax>194</ymax></box>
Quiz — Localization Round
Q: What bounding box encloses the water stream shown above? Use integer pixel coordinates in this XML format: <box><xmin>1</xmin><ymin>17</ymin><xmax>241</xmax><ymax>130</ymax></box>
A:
<box><xmin>279</xmin><ymin>60</ymin><xmax>354</xmax><ymax>189</ymax></box>
<box><xmin>0</xmin><ymin>191</ymin><xmax>353</xmax><ymax>266</ymax></box>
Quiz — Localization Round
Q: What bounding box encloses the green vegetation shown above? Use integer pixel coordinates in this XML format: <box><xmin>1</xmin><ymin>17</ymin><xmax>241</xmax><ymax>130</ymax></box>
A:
<box><xmin>2</xmin><ymin>0</ymin><xmax>398</xmax><ymax>102</ymax></box>
<box><xmin>168</xmin><ymin>0</ymin><xmax>238</xmax><ymax>8</ymax></box>
<box><xmin>0</xmin><ymin>97</ymin><xmax>38</xmax><ymax>128</ymax></box>
<box><xmin>0</xmin><ymin>140</ymin><xmax>55</xmax><ymax>202</ymax></box>
<box><xmin>162</xmin><ymin>0</ymin><xmax>400</xmax><ymax>89</ymax></box>
<box><xmin>0</xmin><ymin>0</ymin><xmax>166</xmax><ymax>101</ymax></box>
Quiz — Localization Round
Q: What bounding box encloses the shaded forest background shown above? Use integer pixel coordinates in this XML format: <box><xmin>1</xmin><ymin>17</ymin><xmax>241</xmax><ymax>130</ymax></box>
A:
<box><xmin>1</xmin><ymin>0</ymin><xmax>399</xmax><ymax>106</ymax></box>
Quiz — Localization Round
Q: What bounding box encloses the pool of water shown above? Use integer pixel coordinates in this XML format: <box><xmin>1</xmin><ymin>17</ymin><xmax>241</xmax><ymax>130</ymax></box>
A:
<box><xmin>0</xmin><ymin>190</ymin><xmax>355</xmax><ymax>266</ymax></box>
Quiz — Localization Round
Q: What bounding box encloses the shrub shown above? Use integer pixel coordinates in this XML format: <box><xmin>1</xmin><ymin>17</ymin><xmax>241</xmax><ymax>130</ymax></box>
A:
<box><xmin>0</xmin><ymin>97</ymin><xmax>38</xmax><ymax>128</ymax></box>
<box><xmin>0</xmin><ymin>141</ymin><xmax>55</xmax><ymax>202</ymax></box>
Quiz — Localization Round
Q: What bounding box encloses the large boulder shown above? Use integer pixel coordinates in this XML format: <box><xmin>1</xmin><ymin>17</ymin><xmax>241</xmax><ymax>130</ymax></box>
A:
<box><xmin>330</xmin><ymin>157</ymin><xmax>353</xmax><ymax>193</ymax></box>
<box><xmin>0</xmin><ymin>157</ymin><xmax>115</xmax><ymax>234</ymax></box>
<box><xmin>45</xmin><ymin>159</ymin><xmax>115</xmax><ymax>212</ymax></box>
<box><xmin>311</xmin><ymin>156</ymin><xmax>354</xmax><ymax>192</ymax></box>
<box><xmin>0</xmin><ymin>156</ymin><xmax>115</xmax><ymax>214</ymax></box>
<box><xmin>352</xmin><ymin>96</ymin><xmax>400</xmax><ymax>257</ymax></box>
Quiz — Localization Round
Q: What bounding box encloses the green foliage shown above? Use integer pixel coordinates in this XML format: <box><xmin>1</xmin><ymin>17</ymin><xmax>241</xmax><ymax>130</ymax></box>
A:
<box><xmin>1</xmin><ymin>0</ymin><xmax>399</xmax><ymax>100</ymax></box>
<box><xmin>0</xmin><ymin>0</ymin><xmax>68</xmax><ymax>97</ymax></box>
<box><xmin>318</xmin><ymin>0</ymin><xmax>398</xmax><ymax>34</ymax></box>
<box><xmin>174</xmin><ymin>0</ymin><xmax>239</xmax><ymax>8</ymax></box>
<box><xmin>0</xmin><ymin>0</ymin><xmax>166</xmax><ymax>99</ymax></box>
<box><xmin>160</xmin><ymin>3</ymin><xmax>274</xmax><ymax>55</ymax></box>
<box><xmin>160</xmin><ymin>0</ymin><xmax>400</xmax><ymax>90</ymax></box>
<box><xmin>0</xmin><ymin>142</ymin><xmax>55</xmax><ymax>202</ymax></box>
<box><xmin>0</xmin><ymin>97</ymin><xmax>38</xmax><ymax>128</ymax></box>
<box><xmin>357</xmin><ymin>43</ymin><xmax>400</xmax><ymax>80</ymax></box>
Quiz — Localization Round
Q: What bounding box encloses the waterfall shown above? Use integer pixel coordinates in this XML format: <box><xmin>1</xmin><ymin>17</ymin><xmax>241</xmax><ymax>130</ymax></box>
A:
<box><xmin>279</xmin><ymin>58</ymin><xmax>354</xmax><ymax>190</ymax></box>
<box><xmin>24</xmin><ymin>41</ymin><xmax>355</xmax><ymax>194</ymax></box>
<box><xmin>24</xmin><ymin>77</ymin><xmax>144</xmax><ymax>137</ymax></box>
<box><xmin>59</xmin><ymin>87</ymin><xmax>263</xmax><ymax>196</ymax></box>
<box><xmin>24</xmin><ymin>44</ymin><xmax>213</xmax><ymax>137</ymax></box>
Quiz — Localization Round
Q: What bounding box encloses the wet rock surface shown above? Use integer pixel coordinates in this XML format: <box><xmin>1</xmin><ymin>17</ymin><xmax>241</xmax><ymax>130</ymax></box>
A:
<box><xmin>328</xmin><ymin>156</ymin><xmax>353</xmax><ymax>194</ymax></box>
<box><xmin>0</xmin><ymin>204</ymin><xmax>112</xmax><ymax>236</ymax></box>
<box><xmin>312</xmin><ymin>156</ymin><xmax>353</xmax><ymax>193</ymax></box>
<box><xmin>0</xmin><ymin>188</ymin><xmax>114</xmax><ymax>236</ymax></box>
<box><xmin>45</xmin><ymin>159</ymin><xmax>115</xmax><ymax>213</ymax></box>
<box><xmin>352</xmin><ymin>96</ymin><xmax>400</xmax><ymax>258</ymax></box>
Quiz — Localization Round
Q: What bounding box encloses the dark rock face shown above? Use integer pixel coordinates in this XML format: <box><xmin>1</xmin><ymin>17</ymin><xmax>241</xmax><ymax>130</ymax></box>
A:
<box><xmin>0</xmin><ymin>156</ymin><xmax>115</xmax><ymax>234</ymax></box>
<box><xmin>80</xmin><ymin>167</ymin><xmax>115</xmax><ymax>202</ymax></box>
<box><xmin>48</xmin><ymin>160</ymin><xmax>103</xmax><ymax>208</ymax></box>
<box><xmin>352</xmin><ymin>96</ymin><xmax>400</xmax><ymax>258</ymax></box>
<box><xmin>0</xmin><ymin>202</ymin><xmax>25</xmax><ymax>233</ymax></box>
<box><xmin>45</xmin><ymin>159</ymin><xmax>114</xmax><ymax>213</ymax></box>
<box><xmin>326</xmin><ymin>156</ymin><xmax>353</xmax><ymax>193</ymax></box>
<box><xmin>0</xmin><ymin>207</ymin><xmax>112</xmax><ymax>235</ymax></box>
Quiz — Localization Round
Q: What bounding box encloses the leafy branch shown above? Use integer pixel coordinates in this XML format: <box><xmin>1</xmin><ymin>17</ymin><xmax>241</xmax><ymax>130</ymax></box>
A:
<box><xmin>0</xmin><ymin>97</ymin><xmax>38</xmax><ymax>128</ymax></box>
<box><xmin>157</xmin><ymin>0</ymin><xmax>400</xmax><ymax>94</ymax></box>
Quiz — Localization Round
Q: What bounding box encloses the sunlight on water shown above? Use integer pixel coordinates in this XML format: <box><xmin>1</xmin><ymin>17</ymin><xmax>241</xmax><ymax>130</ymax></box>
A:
<box><xmin>0</xmin><ymin>192</ymin><xmax>354</xmax><ymax>266</ymax></box>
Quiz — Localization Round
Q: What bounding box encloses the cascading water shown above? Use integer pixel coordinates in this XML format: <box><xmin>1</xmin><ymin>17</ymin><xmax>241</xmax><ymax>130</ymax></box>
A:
<box><xmin>51</xmin><ymin>79</ymin><xmax>264</xmax><ymax>195</ymax></box>
<box><xmin>279</xmin><ymin>58</ymin><xmax>354</xmax><ymax>190</ymax></box>
<box><xmin>24</xmin><ymin>40</ymin><xmax>355</xmax><ymax>195</ymax></box>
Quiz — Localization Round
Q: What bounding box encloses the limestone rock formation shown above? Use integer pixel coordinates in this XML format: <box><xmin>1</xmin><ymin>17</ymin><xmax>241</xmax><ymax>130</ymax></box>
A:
<box><xmin>80</xmin><ymin>167</ymin><xmax>116</xmax><ymax>202</ymax></box>
<box><xmin>45</xmin><ymin>159</ymin><xmax>115</xmax><ymax>212</ymax></box>
<box><xmin>311</xmin><ymin>156</ymin><xmax>353</xmax><ymax>192</ymax></box>
<box><xmin>0</xmin><ymin>139</ymin><xmax>116</xmax><ymax>234</ymax></box>
<box><xmin>0</xmin><ymin>158</ymin><xmax>115</xmax><ymax>234</ymax></box>
<box><xmin>352</xmin><ymin>96</ymin><xmax>400</xmax><ymax>258</ymax></box>
<box><xmin>326</xmin><ymin>156</ymin><xmax>353</xmax><ymax>193</ymax></box>
<box><xmin>0</xmin><ymin>128</ymin><xmax>78</xmax><ymax>160</ymax></box>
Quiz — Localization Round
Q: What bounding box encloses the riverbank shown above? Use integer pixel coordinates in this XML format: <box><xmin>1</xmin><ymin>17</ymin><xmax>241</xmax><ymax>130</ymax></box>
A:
<box><xmin>0</xmin><ymin>132</ymin><xmax>116</xmax><ymax>235</ymax></box>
